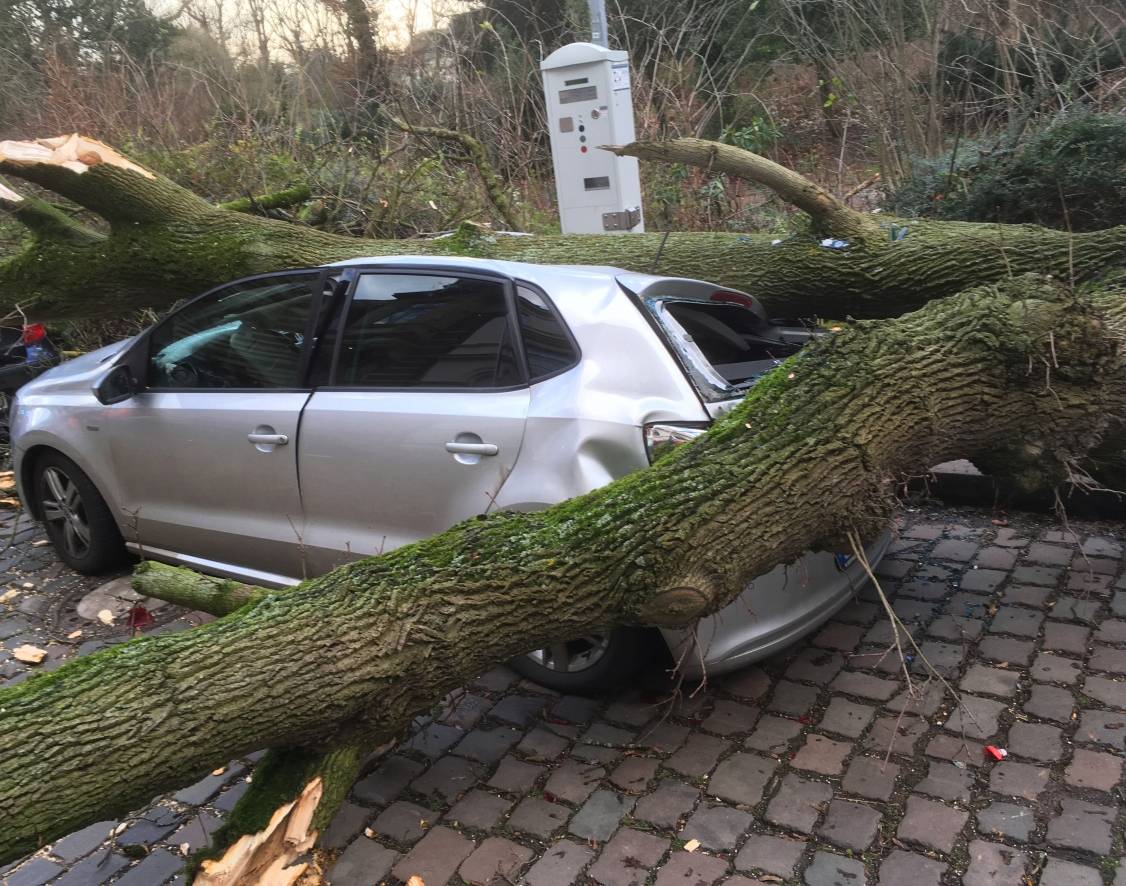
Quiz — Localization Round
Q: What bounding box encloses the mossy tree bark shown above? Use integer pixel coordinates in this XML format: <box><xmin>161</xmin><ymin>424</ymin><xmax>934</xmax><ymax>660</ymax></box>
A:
<box><xmin>0</xmin><ymin>135</ymin><xmax>1123</xmax><ymax>322</ymax></box>
<box><xmin>1</xmin><ymin>272</ymin><xmax>1125</xmax><ymax>874</ymax></box>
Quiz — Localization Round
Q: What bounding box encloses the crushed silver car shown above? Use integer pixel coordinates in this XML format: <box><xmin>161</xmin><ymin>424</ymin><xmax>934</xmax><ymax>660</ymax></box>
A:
<box><xmin>11</xmin><ymin>257</ymin><xmax>888</xmax><ymax>692</ymax></box>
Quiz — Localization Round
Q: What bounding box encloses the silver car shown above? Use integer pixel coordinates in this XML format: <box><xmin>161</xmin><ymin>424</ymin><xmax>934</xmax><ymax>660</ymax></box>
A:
<box><xmin>11</xmin><ymin>257</ymin><xmax>887</xmax><ymax>692</ymax></box>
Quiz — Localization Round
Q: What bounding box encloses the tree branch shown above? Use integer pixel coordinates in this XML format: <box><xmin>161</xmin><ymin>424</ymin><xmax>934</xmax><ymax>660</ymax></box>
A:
<box><xmin>606</xmin><ymin>138</ymin><xmax>883</xmax><ymax>243</ymax></box>
<box><xmin>0</xmin><ymin>178</ymin><xmax>104</xmax><ymax>245</ymax></box>
<box><xmin>219</xmin><ymin>185</ymin><xmax>313</xmax><ymax>215</ymax></box>
<box><xmin>132</xmin><ymin>561</ymin><xmax>267</xmax><ymax>616</ymax></box>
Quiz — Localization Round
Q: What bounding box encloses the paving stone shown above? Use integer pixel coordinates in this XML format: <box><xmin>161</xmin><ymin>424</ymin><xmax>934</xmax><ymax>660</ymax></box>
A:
<box><xmin>976</xmin><ymin>636</ymin><xmax>1034</xmax><ymax>666</ymax></box>
<box><xmin>1096</xmin><ymin>619</ymin><xmax>1126</xmax><ymax>643</ymax></box>
<box><xmin>1001</xmin><ymin>584</ymin><xmax>1050</xmax><ymax>607</ymax></box>
<box><xmin>835</xmin><ymin>600</ymin><xmax>879</xmax><ymax>625</ymax></box>
<box><xmin>896</xmin><ymin>794</ymin><xmax>967</xmax><ymax>853</ymax></box>
<box><xmin>49</xmin><ymin>820</ymin><xmax>116</xmax><ymax>862</ymax></box>
<box><xmin>322</xmin><ymin>800</ymin><xmax>372</xmax><ymax>849</ymax></box>
<box><xmin>639</xmin><ymin>722</ymin><xmax>690</xmax><ymax>755</ymax></box>
<box><xmin>933</xmin><ymin>539</ymin><xmax>978</xmax><ymax>562</ymax></box>
<box><xmin>581</xmin><ymin>722</ymin><xmax>636</xmax><ymax>749</ymax></box>
<box><xmin>976</xmin><ymin>802</ymin><xmax>1035</xmax><ymax>841</ymax></box>
<box><xmin>1084</xmin><ymin>673</ymin><xmax>1126</xmax><ymax>708</ymax></box>
<box><xmin>790</xmin><ymin>733</ymin><xmax>851</xmax><ymax>774</ymax></box>
<box><xmin>569</xmin><ymin>789</ymin><xmax>633</xmax><ymax>842</ymax></box>
<box><xmin>404</xmin><ymin>722</ymin><xmax>464</xmax><ymax>758</ymax></box>
<box><xmin>963</xmin><ymin>840</ymin><xmax>1028</xmax><ymax>886</ymax></box>
<box><xmin>1043</xmin><ymin>622</ymin><xmax>1090</xmax><ymax>655</ymax></box>
<box><xmin>370</xmin><ymin>801</ymin><xmax>435</xmax><ymax>844</ymax></box>
<box><xmin>116</xmin><ymin>805</ymin><xmax>183</xmax><ymax>845</ymax></box>
<box><xmin>680</xmin><ymin>804</ymin><xmax>753</xmax><ymax>851</ymax></box>
<box><xmin>927</xmin><ymin>615</ymin><xmax>983</xmax><ymax>641</ymax></box>
<box><xmin>524</xmin><ymin>839</ymin><xmax>594</xmax><ymax>886</ymax></box>
<box><xmin>654</xmin><ymin>851</ymin><xmax>729</xmax><ymax>886</ymax></box>
<box><xmin>813</xmin><ymin>622</ymin><xmax>865</xmax><ymax>652</ymax></box>
<box><xmin>941</xmin><ymin>694</ymin><xmax>1005</xmax><ymax>740</ymax></box>
<box><xmin>766</xmin><ymin>680</ymin><xmax>819</xmax><ymax>716</ymax></box>
<box><xmin>551</xmin><ymin>695</ymin><xmax>601</xmax><ymax>725</ymax></box>
<box><xmin>589</xmin><ymin>828</ymin><xmax>669</xmax><ymax>886</ymax></box>
<box><xmin>1046</xmin><ymin>797</ymin><xmax>1116</xmax><ymax>854</ymax></box>
<box><xmin>411</xmin><ymin>755</ymin><xmax>483</xmax><ymax>802</ymax></box>
<box><xmin>4</xmin><ymin>857</ymin><xmax>65</xmax><ymax>886</ymax></box>
<box><xmin>509</xmin><ymin>797</ymin><xmax>570</xmax><ymax>838</ymax></box>
<box><xmin>1006</xmin><ymin>721</ymin><xmax>1062</xmax><ymax>762</ymax></box>
<box><xmin>960</xmin><ymin>664</ymin><xmax>1021</xmax><ymax>697</ymax></box>
<box><xmin>744</xmin><ymin>715</ymin><xmax>802</xmax><ymax>753</ymax></box>
<box><xmin>865</xmin><ymin>714</ymin><xmax>927</xmax><ymax>756</ymax></box>
<box><xmin>455</xmin><ymin>726</ymin><xmax>522</xmax><ymax>763</ymax></box>
<box><xmin>817</xmin><ymin>798</ymin><xmax>881</xmax><ymax>851</ymax></box>
<box><xmin>113</xmin><ymin>849</ymin><xmax>183</xmax><ymax>886</ymax></box>
<box><xmin>721</xmin><ymin>667</ymin><xmax>771</xmax><ymax>701</ymax></box>
<box><xmin>708</xmin><ymin>752</ymin><xmax>776</xmax><ymax>806</ymax></box>
<box><xmin>1064</xmin><ymin>748</ymin><xmax>1123</xmax><ymax>791</ymax></box>
<box><xmin>1113</xmin><ymin>591</ymin><xmax>1126</xmax><ymax>617</ymax></box>
<box><xmin>902</xmin><ymin>523</ymin><xmax>943</xmax><ymax>540</ymax></box>
<box><xmin>1077</xmin><ymin>710</ymin><xmax>1126</xmax><ymax>749</ymax></box>
<box><xmin>488</xmin><ymin>755</ymin><xmax>544</xmax><ymax>794</ymax></box>
<box><xmin>785</xmin><ymin>648</ymin><xmax>845</xmax><ymax>683</ymax></box>
<box><xmin>975</xmin><ymin>546</ymin><xmax>1017</xmax><ymax>570</ymax></box>
<box><xmin>353</xmin><ymin>755</ymin><xmax>425</xmax><ymax>806</ymax></box>
<box><xmin>490</xmin><ymin>694</ymin><xmax>548</xmax><ymax>726</ymax></box>
<box><xmin>440</xmin><ymin>691</ymin><xmax>493</xmax><ymax>729</ymax></box>
<box><xmin>877</xmin><ymin>557</ymin><xmax>914</xmax><ymax>577</ymax></box>
<box><xmin>1090</xmin><ymin>645</ymin><xmax>1126</xmax><ymax>674</ymax></box>
<box><xmin>473</xmin><ymin>666</ymin><xmax>518</xmax><ymax>692</ymax></box>
<box><xmin>734</xmin><ymin>833</ymin><xmax>806</xmax><ymax>878</ymax></box>
<box><xmin>1053</xmin><ymin>596</ymin><xmax>1103</xmax><ymax>623</ymax></box>
<box><xmin>50</xmin><ymin>850</ymin><xmax>131</xmax><ymax>886</ymax></box>
<box><xmin>764</xmin><ymin>774</ymin><xmax>832</xmax><ymax>833</ymax></box>
<box><xmin>1069</xmin><ymin>570</ymin><xmax>1113</xmax><ymax>593</ymax></box>
<box><xmin>391</xmin><ymin>826</ymin><xmax>475</xmax><ymax>886</ymax></box>
<box><xmin>1031</xmin><ymin>652</ymin><xmax>1082</xmax><ymax>684</ymax></box>
<box><xmin>898</xmin><ymin>578</ymin><xmax>950</xmax><ymax>601</ymax></box>
<box><xmin>1023</xmin><ymin>684</ymin><xmax>1075</xmax><ymax>722</ymax></box>
<box><xmin>1011</xmin><ymin>564</ymin><xmax>1061</xmax><ymax>586</ymax></box>
<box><xmin>1081</xmin><ymin>535</ymin><xmax>1122</xmax><ymax>558</ymax></box>
<box><xmin>633</xmin><ymin>779</ymin><xmax>700</xmax><ymax>829</ymax></box>
<box><xmin>517</xmin><ymin>727</ymin><xmax>570</xmax><ymax>761</ymax></box>
<box><xmin>702</xmin><ymin>700</ymin><xmax>760</xmax><ymax>736</ymax></box>
<box><xmin>886</xmin><ymin>681</ymin><xmax>945</xmax><ymax>716</ymax></box>
<box><xmin>1026</xmin><ymin>542</ymin><xmax>1072</xmax><ymax>565</ymax></box>
<box><xmin>544</xmin><ymin>759</ymin><xmax>605</xmax><ymax>805</ymax></box>
<box><xmin>911</xmin><ymin>640</ymin><xmax>965</xmax><ymax>676</ymax></box>
<box><xmin>915</xmin><ymin>760</ymin><xmax>972</xmax><ymax>801</ymax></box>
<box><xmin>877</xmin><ymin>850</ymin><xmax>944</xmax><ymax>886</ymax></box>
<box><xmin>959</xmin><ymin>569</ymin><xmax>1006</xmax><ymax>592</ymax></box>
<box><xmin>459</xmin><ymin>836</ymin><xmax>534</xmax><ymax>885</ymax></box>
<box><xmin>842</xmin><ymin>755</ymin><xmax>899</xmax><ymax>800</ymax></box>
<box><xmin>447</xmin><ymin>789</ymin><xmax>513</xmax><ymax>830</ymax></box>
<box><xmin>989</xmin><ymin>761</ymin><xmax>1050</xmax><ymax>801</ymax></box>
<box><xmin>328</xmin><ymin>838</ymin><xmax>399</xmax><ymax>886</ymax></box>
<box><xmin>829</xmin><ymin>670</ymin><xmax>900</xmax><ymax>701</ymax></box>
<box><xmin>171</xmin><ymin>767</ymin><xmax>235</xmax><ymax>806</ymax></box>
<box><xmin>609</xmin><ymin>756</ymin><xmax>658</xmax><ymax>794</ymax></box>
<box><xmin>802</xmin><ymin>851</ymin><xmax>866</xmax><ymax>886</ymax></box>
<box><xmin>602</xmin><ymin>698</ymin><xmax>655</xmax><ymax>728</ymax></box>
<box><xmin>667</xmin><ymin>733</ymin><xmax>729</xmax><ymax>778</ymax></box>
<box><xmin>988</xmin><ymin>606</ymin><xmax>1044</xmax><ymax>638</ymax></box>
<box><xmin>818</xmin><ymin>697</ymin><xmax>875</xmax><ymax>738</ymax></box>
<box><xmin>1040</xmin><ymin>858</ymin><xmax>1102</xmax><ymax>886</ymax></box>
<box><xmin>945</xmin><ymin>592</ymin><xmax>990</xmax><ymax>620</ymax></box>
<box><xmin>213</xmin><ymin>779</ymin><xmax>249</xmax><ymax>812</ymax></box>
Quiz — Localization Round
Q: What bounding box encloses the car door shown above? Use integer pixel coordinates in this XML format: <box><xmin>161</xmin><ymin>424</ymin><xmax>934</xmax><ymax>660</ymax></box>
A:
<box><xmin>107</xmin><ymin>270</ymin><xmax>328</xmax><ymax>582</ymax></box>
<box><xmin>297</xmin><ymin>269</ymin><xmax>530</xmax><ymax>574</ymax></box>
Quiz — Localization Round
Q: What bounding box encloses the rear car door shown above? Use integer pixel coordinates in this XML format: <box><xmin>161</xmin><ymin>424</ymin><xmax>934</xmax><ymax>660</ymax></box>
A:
<box><xmin>107</xmin><ymin>271</ymin><xmax>326</xmax><ymax>581</ymax></box>
<box><xmin>297</xmin><ymin>269</ymin><xmax>530</xmax><ymax>573</ymax></box>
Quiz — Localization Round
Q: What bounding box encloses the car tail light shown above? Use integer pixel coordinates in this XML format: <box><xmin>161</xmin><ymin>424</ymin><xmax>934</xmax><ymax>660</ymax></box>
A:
<box><xmin>644</xmin><ymin>422</ymin><xmax>709</xmax><ymax>463</ymax></box>
<box><xmin>20</xmin><ymin>323</ymin><xmax>46</xmax><ymax>345</ymax></box>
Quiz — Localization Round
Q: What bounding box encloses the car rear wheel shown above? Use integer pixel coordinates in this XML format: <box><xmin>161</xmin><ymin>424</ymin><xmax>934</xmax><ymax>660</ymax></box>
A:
<box><xmin>509</xmin><ymin>626</ymin><xmax>652</xmax><ymax>695</ymax></box>
<box><xmin>33</xmin><ymin>452</ymin><xmax>128</xmax><ymax>574</ymax></box>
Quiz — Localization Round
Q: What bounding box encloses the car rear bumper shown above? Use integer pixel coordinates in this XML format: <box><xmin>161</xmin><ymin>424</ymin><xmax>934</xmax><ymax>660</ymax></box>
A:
<box><xmin>663</xmin><ymin>529</ymin><xmax>893</xmax><ymax>679</ymax></box>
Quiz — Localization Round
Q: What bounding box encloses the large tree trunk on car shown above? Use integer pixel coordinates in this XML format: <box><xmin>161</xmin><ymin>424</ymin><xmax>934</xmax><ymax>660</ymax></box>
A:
<box><xmin>2</xmin><ymin>271</ymin><xmax>1126</xmax><ymax>877</ymax></box>
<box><xmin>0</xmin><ymin>135</ymin><xmax>1123</xmax><ymax>322</ymax></box>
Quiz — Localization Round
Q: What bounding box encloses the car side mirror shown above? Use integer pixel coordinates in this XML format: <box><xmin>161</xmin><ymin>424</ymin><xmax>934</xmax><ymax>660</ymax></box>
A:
<box><xmin>94</xmin><ymin>364</ymin><xmax>138</xmax><ymax>405</ymax></box>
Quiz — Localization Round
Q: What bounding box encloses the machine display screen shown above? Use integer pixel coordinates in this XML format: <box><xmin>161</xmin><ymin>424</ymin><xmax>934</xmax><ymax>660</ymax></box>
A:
<box><xmin>584</xmin><ymin>177</ymin><xmax>610</xmax><ymax>190</ymax></box>
<box><xmin>559</xmin><ymin>85</ymin><xmax>598</xmax><ymax>104</ymax></box>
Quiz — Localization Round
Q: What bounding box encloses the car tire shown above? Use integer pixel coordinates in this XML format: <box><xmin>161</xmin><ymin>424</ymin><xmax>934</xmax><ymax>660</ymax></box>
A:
<box><xmin>509</xmin><ymin>626</ymin><xmax>655</xmax><ymax>696</ymax></box>
<box><xmin>33</xmin><ymin>451</ymin><xmax>128</xmax><ymax>574</ymax></box>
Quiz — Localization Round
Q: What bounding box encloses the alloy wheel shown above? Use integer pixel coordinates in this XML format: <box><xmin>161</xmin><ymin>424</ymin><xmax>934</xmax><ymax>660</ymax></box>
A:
<box><xmin>526</xmin><ymin>634</ymin><xmax>611</xmax><ymax>673</ymax></box>
<box><xmin>41</xmin><ymin>466</ymin><xmax>92</xmax><ymax>560</ymax></box>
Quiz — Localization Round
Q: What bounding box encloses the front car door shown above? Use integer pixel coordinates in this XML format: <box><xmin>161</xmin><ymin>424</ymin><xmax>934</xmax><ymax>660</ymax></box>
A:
<box><xmin>297</xmin><ymin>269</ymin><xmax>530</xmax><ymax>574</ymax></box>
<box><xmin>107</xmin><ymin>271</ymin><xmax>327</xmax><ymax>582</ymax></box>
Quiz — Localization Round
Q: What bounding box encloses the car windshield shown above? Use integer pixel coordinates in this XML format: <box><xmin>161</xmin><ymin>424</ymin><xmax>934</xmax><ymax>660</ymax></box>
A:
<box><xmin>644</xmin><ymin>296</ymin><xmax>808</xmax><ymax>401</ymax></box>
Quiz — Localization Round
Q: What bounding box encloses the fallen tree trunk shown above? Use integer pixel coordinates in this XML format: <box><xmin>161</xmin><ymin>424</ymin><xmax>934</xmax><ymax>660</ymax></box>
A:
<box><xmin>1</xmin><ymin>272</ymin><xmax>1125</xmax><ymax>869</ymax></box>
<box><xmin>0</xmin><ymin>134</ymin><xmax>1123</xmax><ymax>321</ymax></box>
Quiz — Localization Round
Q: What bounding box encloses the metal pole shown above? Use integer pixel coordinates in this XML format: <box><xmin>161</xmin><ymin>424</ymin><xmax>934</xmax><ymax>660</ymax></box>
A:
<box><xmin>587</xmin><ymin>0</ymin><xmax>609</xmax><ymax>46</ymax></box>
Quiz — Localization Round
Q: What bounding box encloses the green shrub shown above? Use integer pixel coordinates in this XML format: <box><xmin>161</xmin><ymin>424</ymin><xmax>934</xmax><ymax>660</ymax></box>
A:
<box><xmin>886</xmin><ymin>113</ymin><xmax>1126</xmax><ymax>231</ymax></box>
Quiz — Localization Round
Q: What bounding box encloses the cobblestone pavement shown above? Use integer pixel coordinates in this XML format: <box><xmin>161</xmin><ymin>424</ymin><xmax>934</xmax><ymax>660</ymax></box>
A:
<box><xmin>2</xmin><ymin>503</ymin><xmax>1125</xmax><ymax>886</ymax></box>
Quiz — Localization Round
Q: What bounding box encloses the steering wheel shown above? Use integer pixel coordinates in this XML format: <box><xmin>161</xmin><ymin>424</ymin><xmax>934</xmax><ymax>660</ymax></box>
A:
<box><xmin>167</xmin><ymin>359</ymin><xmax>200</xmax><ymax>387</ymax></box>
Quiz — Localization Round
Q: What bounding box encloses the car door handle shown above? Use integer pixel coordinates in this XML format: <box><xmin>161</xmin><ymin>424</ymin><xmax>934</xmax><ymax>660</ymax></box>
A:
<box><xmin>444</xmin><ymin>441</ymin><xmax>498</xmax><ymax>456</ymax></box>
<box><xmin>248</xmin><ymin>432</ymin><xmax>289</xmax><ymax>446</ymax></box>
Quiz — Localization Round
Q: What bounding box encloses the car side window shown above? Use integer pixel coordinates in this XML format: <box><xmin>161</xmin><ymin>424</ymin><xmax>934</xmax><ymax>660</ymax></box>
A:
<box><xmin>147</xmin><ymin>273</ymin><xmax>318</xmax><ymax>389</ymax></box>
<box><xmin>514</xmin><ymin>285</ymin><xmax>578</xmax><ymax>380</ymax></box>
<box><xmin>333</xmin><ymin>274</ymin><xmax>520</xmax><ymax>388</ymax></box>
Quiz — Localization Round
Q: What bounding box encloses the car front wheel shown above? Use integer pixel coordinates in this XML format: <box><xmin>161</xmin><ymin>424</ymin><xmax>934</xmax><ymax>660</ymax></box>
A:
<box><xmin>509</xmin><ymin>626</ymin><xmax>652</xmax><ymax>695</ymax></box>
<box><xmin>33</xmin><ymin>452</ymin><xmax>127</xmax><ymax>574</ymax></box>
